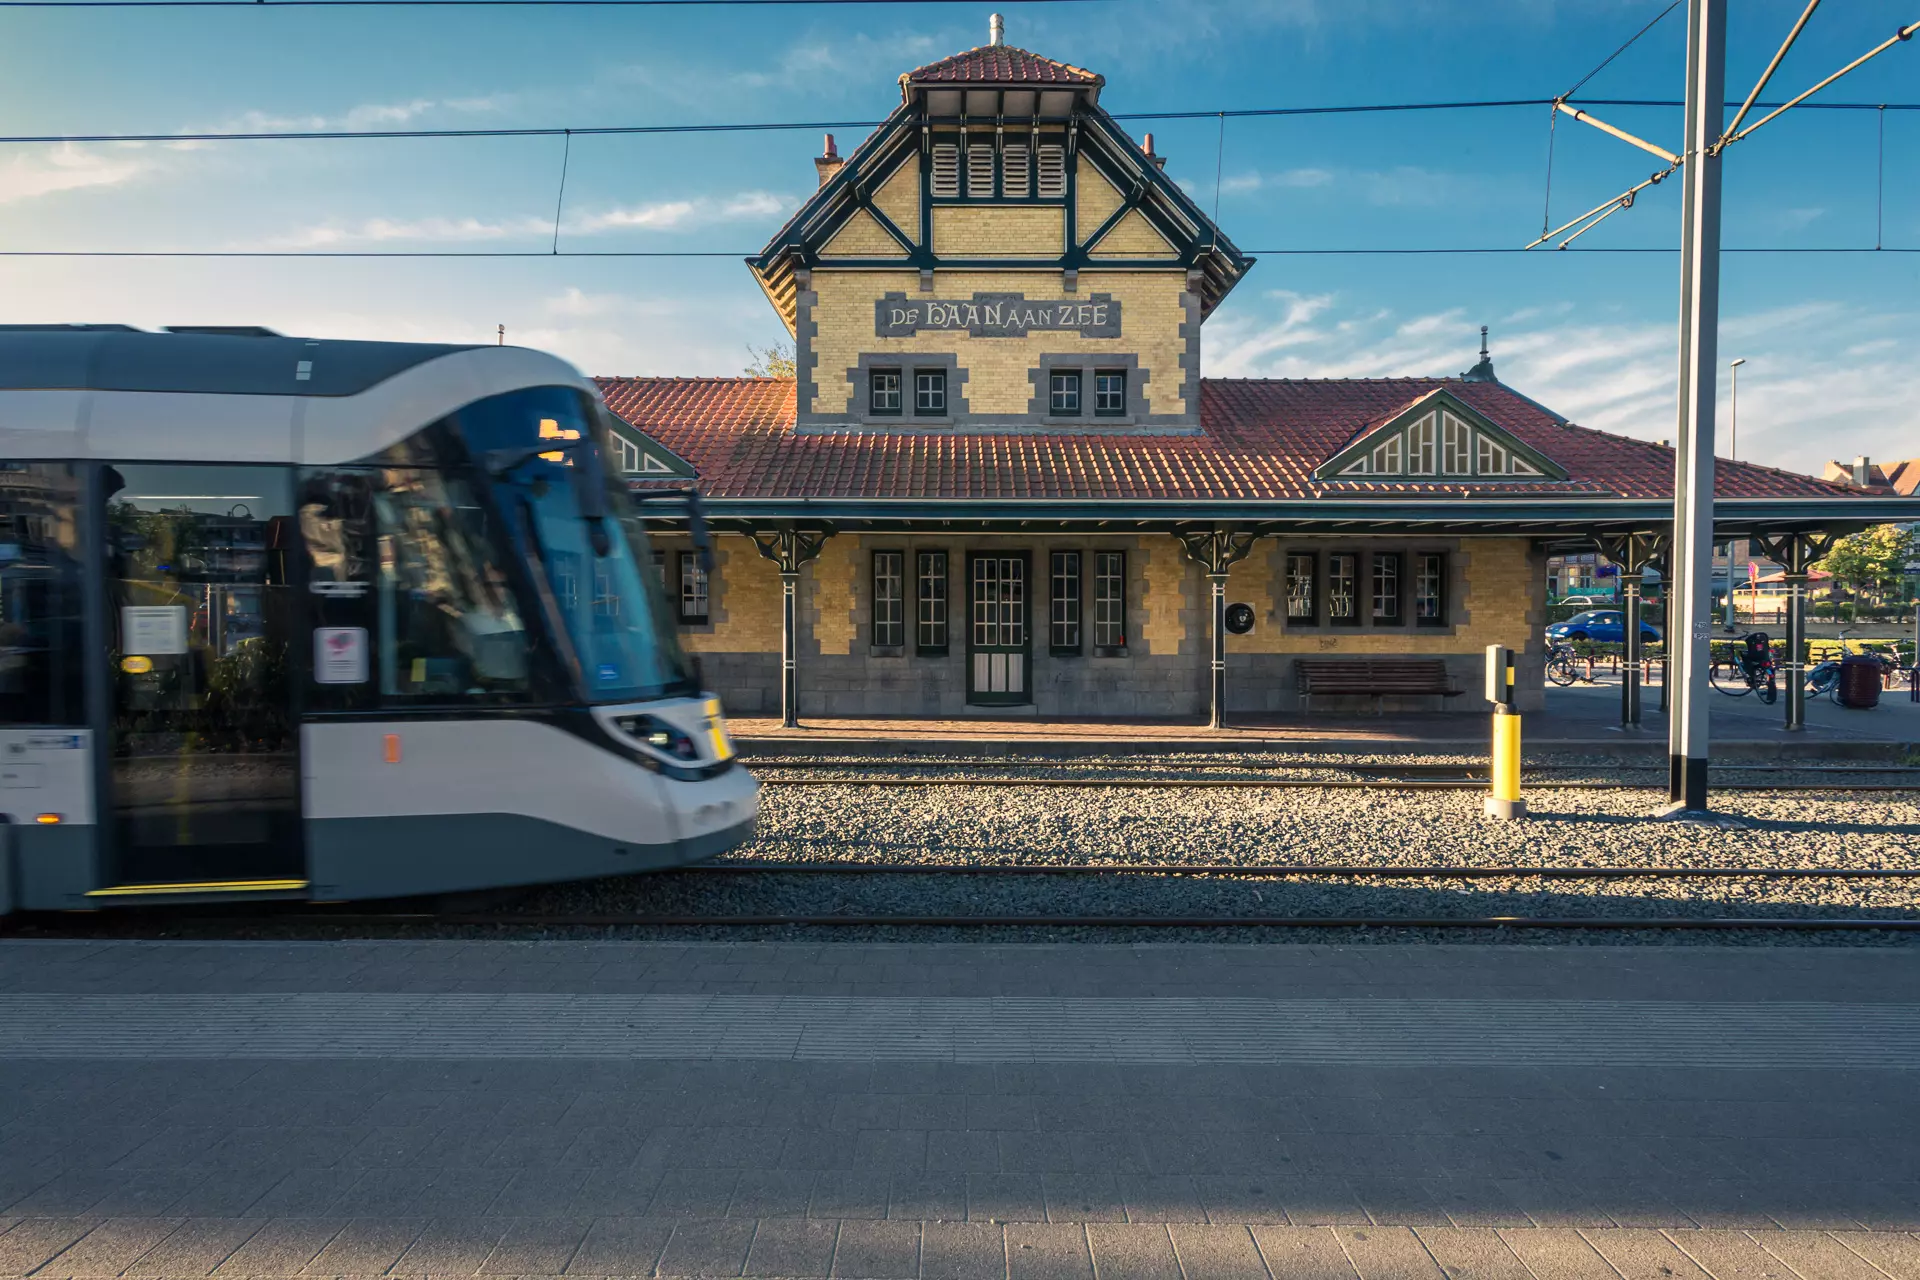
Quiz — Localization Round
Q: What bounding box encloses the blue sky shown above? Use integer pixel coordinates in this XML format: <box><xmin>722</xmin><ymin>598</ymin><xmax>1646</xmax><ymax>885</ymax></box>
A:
<box><xmin>2</xmin><ymin>0</ymin><xmax>1915</xmax><ymax>475</ymax></box>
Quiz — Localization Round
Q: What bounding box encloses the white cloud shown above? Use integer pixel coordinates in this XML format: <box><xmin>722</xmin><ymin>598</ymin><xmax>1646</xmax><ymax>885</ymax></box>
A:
<box><xmin>260</xmin><ymin>189</ymin><xmax>798</xmax><ymax>249</ymax></box>
<box><xmin>1219</xmin><ymin>168</ymin><xmax>1333</xmax><ymax>195</ymax></box>
<box><xmin>1204</xmin><ymin>293</ymin><xmax>1920</xmax><ymax>477</ymax></box>
<box><xmin>0</xmin><ymin>144</ymin><xmax>147</xmax><ymax>206</ymax></box>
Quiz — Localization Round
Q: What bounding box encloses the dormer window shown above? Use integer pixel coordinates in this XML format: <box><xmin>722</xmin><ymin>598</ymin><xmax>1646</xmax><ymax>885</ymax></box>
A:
<box><xmin>1321</xmin><ymin>395</ymin><xmax>1567</xmax><ymax>481</ymax></box>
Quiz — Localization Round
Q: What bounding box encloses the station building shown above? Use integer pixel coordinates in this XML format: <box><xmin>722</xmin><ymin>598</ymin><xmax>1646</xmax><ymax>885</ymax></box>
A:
<box><xmin>598</xmin><ymin>25</ymin><xmax>1903</xmax><ymax>722</ymax></box>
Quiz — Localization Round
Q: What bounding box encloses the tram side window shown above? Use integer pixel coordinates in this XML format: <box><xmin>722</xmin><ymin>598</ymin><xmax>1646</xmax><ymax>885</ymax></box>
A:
<box><xmin>301</xmin><ymin>469</ymin><xmax>533</xmax><ymax>703</ymax></box>
<box><xmin>0</xmin><ymin>463</ymin><xmax>85</xmax><ymax>725</ymax></box>
<box><xmin>375</xmin><ymin>472</ymin><xmax>532</xmax><ymax>699</ymax></box>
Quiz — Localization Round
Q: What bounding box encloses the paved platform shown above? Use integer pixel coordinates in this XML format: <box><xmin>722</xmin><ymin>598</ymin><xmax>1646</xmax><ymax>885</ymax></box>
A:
<box><xmin>732</xmin><ymin>680</ymin><xmax>1920</xmax><ymax>756</ymax></box>
<box><xmin>1</xmin><ymin>940</ymin><xmax>1918</xmax><ymax>1278</ymax></box>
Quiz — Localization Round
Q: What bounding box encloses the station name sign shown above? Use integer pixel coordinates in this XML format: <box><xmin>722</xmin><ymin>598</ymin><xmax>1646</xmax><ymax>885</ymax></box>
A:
<box><xmin>875</xmin><ymin>291</ymin><xmax>1121</xmax><ymax>339</ymax></box>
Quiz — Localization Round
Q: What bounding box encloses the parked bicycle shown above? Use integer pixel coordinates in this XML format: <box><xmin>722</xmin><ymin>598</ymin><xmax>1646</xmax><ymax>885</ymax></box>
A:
<box><xmin>1804</xmin><ymin>631</ymin><xmax>1906</xmax><ymax>701</ymax></box>
<box><xmin>1710</xmin><ymin>632</ymin><xmax>1778</xmax><ymax>704</ymax></box>
<box><xmin>1545</xmin><ymin>643</ymin><xmax>1583</xmax><ymax>687</ymax></box>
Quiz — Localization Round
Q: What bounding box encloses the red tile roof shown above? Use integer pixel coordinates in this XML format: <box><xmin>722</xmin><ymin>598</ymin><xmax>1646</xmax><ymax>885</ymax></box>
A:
<box><xmin>595</xmin><ymin>375</ymin><xmax>1862</xmax><ymax>503</ymax></box>
<box><xmin>902</xmin><ymin>43</ymin><xmax>1102</xmax><ymax>87</ymax></box>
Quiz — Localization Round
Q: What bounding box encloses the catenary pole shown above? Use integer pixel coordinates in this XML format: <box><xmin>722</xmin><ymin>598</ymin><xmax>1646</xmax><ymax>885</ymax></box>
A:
<box><xmin>1665</xmin><ymin>0</ymin><xmax>1727</xmax><ymax>814</ymax></box>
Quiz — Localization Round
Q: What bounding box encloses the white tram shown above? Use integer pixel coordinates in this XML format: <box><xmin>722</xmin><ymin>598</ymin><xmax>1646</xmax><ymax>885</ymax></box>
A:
<box><xmin>0</xmin><ymin>325</ymin><xmax>757</xmax><ymax>912</ymax></box>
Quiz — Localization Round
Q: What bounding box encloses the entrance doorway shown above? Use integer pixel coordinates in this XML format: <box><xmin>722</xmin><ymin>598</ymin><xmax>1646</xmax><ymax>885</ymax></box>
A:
<box><xmin>966</xmin><ymin>552</ymin><xmax>1030</xmax><ymax>706</ymax></box>
<box><xmin>103</xmin><ymin>465</ymin><xmax>304</xmax><ymax>886</ymax></box>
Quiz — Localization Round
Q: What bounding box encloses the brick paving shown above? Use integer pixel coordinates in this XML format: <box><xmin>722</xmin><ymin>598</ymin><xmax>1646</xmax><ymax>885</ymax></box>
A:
<box><xmin>0</xmin><ymin>941</ymin><xmax>1916</xmax><ymax>1277</ymax></box>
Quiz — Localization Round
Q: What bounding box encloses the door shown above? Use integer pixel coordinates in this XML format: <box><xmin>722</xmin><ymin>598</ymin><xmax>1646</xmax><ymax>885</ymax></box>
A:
<box><xmin>967</xmin><ymin>552</ymin><xmax>1030</xmax><ymax>706</ymax></box>
<box><xmin>103</xmin><ymin>465</ymin><xmax>303</xmax><ymax>885</ymax></box>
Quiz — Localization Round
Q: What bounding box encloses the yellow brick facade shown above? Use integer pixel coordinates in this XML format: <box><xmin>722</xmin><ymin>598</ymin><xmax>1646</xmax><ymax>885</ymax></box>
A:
<box><xmin>1137</xmin><ymin>539</ymin><xmax>1188</xmax><ymax>656</ymax></box>
<box><xmin>806</xmin><ymin>267</ymin><xmax>1191</xmax><ymax>420</ymax></box>
<box><xmin>677</xmin><ymin>537</ymin><xmax>781</xmax><ymax>654</ymax></box>
<box><xmin>1075</xmin><ymin>156</ymin><xmax>1124</xmax><ymax>239</ymax></box>
<box><xmin>871</xmin><ymin>163</ymin><xmax>919</xmax><ymax>242</ymax></box>
<box><xmin>821</xmin><ymin>210</ymin><xmax>908</xmax><ymax>259</ymax></box>
<box><xmin>930</xmin><ymin>206</ymin><xmax>1064</xmax><ymax>258</ymax></box>
<box><xmin>1090</xmin><ymin>209</ymin><xmax>1177</xmax><ymax>259</ymax></box>
<box><xmin>1219</xmin><ymin>538</ymin><xmax>1537</xmax><ymax>656</ymax></box>
<box><xmin>808</xmin><ymin>537</ymin><xmax>858</xmax><ymax>656</ymax></box>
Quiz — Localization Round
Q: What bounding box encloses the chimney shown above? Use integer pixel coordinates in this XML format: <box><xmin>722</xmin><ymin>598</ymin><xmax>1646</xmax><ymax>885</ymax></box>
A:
<box><xmin>814</xmin><ymin>133</ymin><xmax>844</xmax><ymax>188</ymax></box>
<box><xmin>1853</xmin><ymin>455</ymin><xmax>1872</xmax><ymax>487</ymax></box>
<box><xmin>989</xmin><ymin>12</ymin><xmax>1003</xmax><ymax>46</ymax></box>
<box><xmin>1141</xmin><ymin>132</ymin><xmax>1166</xmax><ymax>171</ymax></box>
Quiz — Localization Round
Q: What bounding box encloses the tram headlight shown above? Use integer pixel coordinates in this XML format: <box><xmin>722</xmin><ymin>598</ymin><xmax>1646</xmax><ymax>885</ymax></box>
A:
<box><xmin>613</xmin><ymin>714</ymin><xmax>700</xmax><ymax>761</ymax></box>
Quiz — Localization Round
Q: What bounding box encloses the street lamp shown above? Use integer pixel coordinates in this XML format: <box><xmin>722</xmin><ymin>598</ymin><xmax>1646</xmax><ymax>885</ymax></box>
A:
<box><xmin>1729</xmin><ymin>358</ymin><xmax>1746</xmax><ymax>460</ymax></box>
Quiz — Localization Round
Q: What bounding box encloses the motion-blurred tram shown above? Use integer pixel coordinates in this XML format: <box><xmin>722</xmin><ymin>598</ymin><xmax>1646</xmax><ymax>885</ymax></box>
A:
<box><xmin>0</xmin><ymin>325</ymin><xmax>757</xmax><ymax>912</ymax></box>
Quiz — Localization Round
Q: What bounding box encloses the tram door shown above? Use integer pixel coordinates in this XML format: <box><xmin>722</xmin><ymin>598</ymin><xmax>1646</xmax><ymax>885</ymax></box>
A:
<box><xmin>103</xmin><ymin>465</ymin><xmax>304</xmax><ymax>886</ymax></box>
<box><xmin>966</xmin><ymin>552</ymin><xmax>1030</xmax><ymax>706</ymax></box>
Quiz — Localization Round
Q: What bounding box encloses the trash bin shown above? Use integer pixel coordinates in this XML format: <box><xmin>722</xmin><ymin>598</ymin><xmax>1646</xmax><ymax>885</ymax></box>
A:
<box><xmin>1838</xmin><ymin>654</ymin><xmax>1883</xmax><ymax>709</ymax></box>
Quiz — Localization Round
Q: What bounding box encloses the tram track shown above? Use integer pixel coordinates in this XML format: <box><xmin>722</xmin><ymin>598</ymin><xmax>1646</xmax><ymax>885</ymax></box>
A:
<box><xmin>757</xmin><ymin>776</ymin><xmax>1920</xmax><ymax>791</ymax></box>
<box><xmin>685</xmin><ymin>860</ymin><xmax>1920</xmax><ymax>879</ymax></box>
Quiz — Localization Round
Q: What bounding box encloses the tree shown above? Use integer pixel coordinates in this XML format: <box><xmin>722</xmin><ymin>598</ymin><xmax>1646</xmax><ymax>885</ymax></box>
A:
<box><xmin>1814</xmin><ymin>524</ymin><xmax>1917</xmax><ymax>604</ymax></box>
<box><xmin>744</xmin><ymin>342</ymin><xmax>796</xmax><ymax>378</ymax></box>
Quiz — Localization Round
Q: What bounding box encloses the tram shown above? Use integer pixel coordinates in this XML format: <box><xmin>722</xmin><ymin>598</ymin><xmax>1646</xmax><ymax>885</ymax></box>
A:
<box><xmin>0</xmin><ymin>325</ymin><xmax>756</xmax><ymax>912</ymax></box>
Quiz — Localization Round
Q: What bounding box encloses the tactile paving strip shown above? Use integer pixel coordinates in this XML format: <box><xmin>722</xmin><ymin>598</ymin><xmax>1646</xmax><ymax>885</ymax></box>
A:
<box><xmin>2</xmin><ymin>995</ymin><xmax>1918</xmax><ymax>1064</ymax></box>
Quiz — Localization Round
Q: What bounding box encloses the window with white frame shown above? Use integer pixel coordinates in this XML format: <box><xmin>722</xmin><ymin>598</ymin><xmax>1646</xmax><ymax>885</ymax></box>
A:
<box><xmin>1441</xmin><ymin>413</ymin><xmax>1472</xmax><ymax>475</ymax></box>
<box><xmin>1050</xmin><ymin>551</ymin><xmax>1082</xmax><ymax>652</ymax></box>
<box><xmin>1476</xmin><ymin>435</ymin><xmax>1510</xmax><ymax>475</ymax></box>
<box><xmin>870</xmin><ymin>368</ymin><xmax>903</xmax><ymax>415</ymax></box>
<box><xmin>917</xmin><ymin>550</ymin><xmax>948</xmax><ymax>652</ymax></box>
<box><xmin>1094</xmin><ymin>370</ymin><xmax>1127</xmax><ymax>417</ymax></box>
<box><xmin>678</xmin><ymin>551</ymin><xmax>709</xmax><ymax>625</ymax></box>
<box><xmin>1370</xmin><ymin>433</ymin><xmax>1403</xmax><ymax>475</ymax></box>
<box><xmin>613</xmin><ymin>435</ymin><xmax>641</xmax><ymax>474</ymax></box>
<box><xmin>1050</xmin><ymin>371</ymin><xmax>1081</xmax><ymax>416</ymax></box>
<box><xmin>1092</xmin><ymin>551</ymin><xmax>1126</xmax><ymax>651</ymax></box>
<box><xmin>1415</xmin><ymin>552</ymin><xmax>1446</xmax><ymax>626</ymax></box>
<box><xmin>914</xmin><ymin>369</ymin><xmax>947</xmax><ymax>416</ymax></box>
<box><xmin>1407</xmin><ymin>414</ymin><xmax>1437</xmax><ymax>474</ymax></box>
<box><xmin>871</xmin><ymin>551</ymin><xmax>904</xmax><ymax>648</ymax></box>
<box><xmin>1372</xmin><ymin>552</ymin><xmax>1402</xmax><ymax>624</ymax></box>
<box><xmin>1327</xmin><ymin>553</ymin><xmax>1358</xmax><ymax>623</ymax></box>
<box><xmin>1285</xmin><ymin>553</ymin><xmax>1316</xmax><ymax>623</ymax></box>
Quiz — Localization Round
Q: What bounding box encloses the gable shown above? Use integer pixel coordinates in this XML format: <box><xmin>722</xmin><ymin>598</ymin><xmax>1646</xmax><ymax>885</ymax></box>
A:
<box><xmin>1076</xmin><ymin>156</ymin><xmax>1124</xmax><ymax>239</ymax></box>
<box><xmin>871</xmin><ymin>164</ymin><xmax>920</xmax><ymax>245</ymax></box>
<box><xmin>1313</xmin><ymin>391</ymin><xmax>1568</xmax><ymax>482</ymax></box>
<box><xmin>1089</xmin><ymin>208</ymin><xmax>1176</xmax><ymax>259</ymax></box>
<box><xmin>606</xmin><ymin>415</ymin><xmax>697</xmax><ymax>478</ymax></box>
<box><xmin>823</xmin><ymin>209</ymin><xmax>909</xmax><ymax>259</ymax></box>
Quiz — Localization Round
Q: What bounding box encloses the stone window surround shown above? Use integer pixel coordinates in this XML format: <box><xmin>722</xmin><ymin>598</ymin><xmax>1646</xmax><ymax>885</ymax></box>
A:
<box><xmin>1276</xmin><ymin>542</ymin><xmax>1467</xmax><ymax>635</ymax></box>
<box><xmin>1028</xmin><ymin>353</ymin><xmax>1144</xmax><ymax>427</ymax></box>
<box><xmin>844</xmin><ymin>352</ymin><xmax>969</xmax><ymax>428</ymax></box>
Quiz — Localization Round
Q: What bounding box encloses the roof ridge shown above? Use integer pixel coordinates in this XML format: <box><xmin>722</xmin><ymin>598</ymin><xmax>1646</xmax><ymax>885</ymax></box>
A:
<box><xmin>901</xmin><ymin>41</ymin><xmax>1103</xmax><ymax>86</ymax></box>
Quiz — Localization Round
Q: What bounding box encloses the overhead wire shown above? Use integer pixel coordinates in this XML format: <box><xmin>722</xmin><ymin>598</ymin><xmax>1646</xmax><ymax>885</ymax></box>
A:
<box><xmin>0</xmin><ymin>246</ymin><xmax>1910</xmax><ymax>259</ymax></box>
<box><xmin>4</xmin><ymin>99</ymin><xmax>1914</xmax><ymax>147</ymax></box>
<box><xmin>1557</xmin><ymin>0</ymin><xmax>1683</xmax><ymax>103</ymax></box>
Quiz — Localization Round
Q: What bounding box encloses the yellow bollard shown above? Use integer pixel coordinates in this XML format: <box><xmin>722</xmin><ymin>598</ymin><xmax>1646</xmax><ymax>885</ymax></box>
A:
<box><xmin>1483</xmin><ymin>644</ymin><xmax>1527</xmax><ymax>819</ymax></box>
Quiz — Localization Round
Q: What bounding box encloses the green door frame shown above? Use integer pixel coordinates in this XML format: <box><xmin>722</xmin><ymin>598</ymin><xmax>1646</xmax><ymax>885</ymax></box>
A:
<box><xmin>966</xmin><ymin>551</ymin><xmax>1031</xmax><ymax>706</ymax></box>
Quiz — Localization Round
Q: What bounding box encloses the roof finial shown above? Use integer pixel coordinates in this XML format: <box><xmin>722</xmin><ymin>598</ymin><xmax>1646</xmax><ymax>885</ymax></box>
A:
<box><xmin>989</xmin><ymin>12</ymin><xmax>1003</xmax><ymax>45</ymax></box>
<box><xmin>1462</xmin><ymin>325</ymin><xmax>1497</xmax><ymax>382</ymax></box>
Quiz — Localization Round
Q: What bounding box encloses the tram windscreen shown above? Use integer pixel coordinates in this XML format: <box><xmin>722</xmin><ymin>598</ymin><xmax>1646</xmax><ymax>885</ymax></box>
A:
<box><xmin>460</xmin><ymin>387</ymin><xmax>697</xmax><ymax>703</ymax></box>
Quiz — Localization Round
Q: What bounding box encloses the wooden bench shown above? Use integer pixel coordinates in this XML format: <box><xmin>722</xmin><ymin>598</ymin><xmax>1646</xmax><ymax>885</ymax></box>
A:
<box><xmin>1295</xmin><ymin>658</ymin><xmax>1464</xmax><ymax>715</ymax></box>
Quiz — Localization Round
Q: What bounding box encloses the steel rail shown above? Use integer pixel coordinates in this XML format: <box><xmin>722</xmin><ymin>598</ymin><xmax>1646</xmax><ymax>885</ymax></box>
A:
<box><xmin>260</xmin><ymin>913</ymin><xmax>1920</xmax><ymax>931</ymax></box>
<box><xmin>757</xmin><ymin>776</ymin><xmax>1920</xmax><ymax>792</ymax></box>
<box><xmin>685</xmin><ymin>861</ymin><xmax>1920</xmax><ymax>880</ymax></box>
<box><xmin>747</xmin><ymin>759</ymin><xmax>1920</xmax><ymax>774</ymax></box>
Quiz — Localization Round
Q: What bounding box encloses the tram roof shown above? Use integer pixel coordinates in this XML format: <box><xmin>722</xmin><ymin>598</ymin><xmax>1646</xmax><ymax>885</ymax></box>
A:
<box><xmin>0</xmin><ymin>327</ymin><xmax>483</xmax><ymax>398</ymax></box>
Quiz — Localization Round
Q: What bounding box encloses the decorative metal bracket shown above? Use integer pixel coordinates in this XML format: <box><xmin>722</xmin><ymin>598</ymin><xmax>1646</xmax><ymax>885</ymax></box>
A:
<box><xmin>748</xmin><ymin>526</ymin><xmax>833</xmax><ymax>574</ymax></box>
<box><xmin>1750</xmin><ymin>530</ymin><xmax>1838</xmax><ymax>576</ymax></box>
<box><xmin>1174</xmin><ymin>526</ymin><xmax>1261</xmax><ymax>576</ymax></box>
<box><xmin>1595</xmin><ymin>530</ymin><xmax>1671</xmax><ymax>575</ymax></box>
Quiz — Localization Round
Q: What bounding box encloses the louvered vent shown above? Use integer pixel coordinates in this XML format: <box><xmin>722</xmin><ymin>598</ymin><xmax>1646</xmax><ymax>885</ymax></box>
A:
<box><xmin>1036</xmin><ymin>144</ymin><xmax>1067</xmax><ymax>198</ymax></box>
<box><xmin>930</xmin><ymin>144</ymin><xmax>960</xmax><ymax>198</ymax></box>
<box><xmin>1001</xmin><ymin>143</ymin><xmax>1031</xmax><ymax>198</ymax></box>
<box><xmin>966</xmin><ymin>141</ymin><xmax>996</xmax><ymax>198</ymax></box>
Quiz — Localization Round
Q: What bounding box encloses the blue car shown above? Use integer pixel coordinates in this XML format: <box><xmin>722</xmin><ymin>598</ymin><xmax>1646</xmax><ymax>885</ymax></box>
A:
<box><xmin>1547</xmin><ymin>610</ymin><xmax>1662</xmax><ymax>645</ymax></box>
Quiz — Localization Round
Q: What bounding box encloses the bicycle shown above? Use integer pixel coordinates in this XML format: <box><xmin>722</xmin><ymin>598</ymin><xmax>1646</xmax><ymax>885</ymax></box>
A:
<box><xmin>1545</xmin><ymin>643</ymin><xmax>1583</xmax><ymax>687</ymax></box>
<box><xmin>1710</xmin><ymin>632</ymin><xmax>1778</xmax><ymax>704</ymax></box>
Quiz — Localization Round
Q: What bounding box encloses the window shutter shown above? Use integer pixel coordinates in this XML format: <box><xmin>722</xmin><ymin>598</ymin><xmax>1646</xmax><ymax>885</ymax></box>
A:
<box><xmin>930</xmin><ymin>143</ymin><xmax>960</xmax><ymax>198</ymax></box>
<box><xmin>966</xmin><ymin>140</ymin><xmax>995</xmax><ymax>198</ymax></box>
<box><xmin>1001</xmin><ymin>142</ymin><xmax>1030</xmax><ymax>198</ymax></box>
<box><xmin>1036</xmin><ymin>144</ymin><xmax>1066</xmax><ymax>197</ymax></box>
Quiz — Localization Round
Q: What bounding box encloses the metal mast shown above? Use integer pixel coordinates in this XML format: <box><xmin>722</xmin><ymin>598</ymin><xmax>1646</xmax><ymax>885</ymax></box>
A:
<box><xmin>1664</xmin><ymin>0</ymin><xmax>1727</xmax><ymax>814</ymax></box>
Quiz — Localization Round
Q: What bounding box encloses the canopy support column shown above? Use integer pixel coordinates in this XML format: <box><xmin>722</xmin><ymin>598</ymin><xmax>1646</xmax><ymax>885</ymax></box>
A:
<box><xmin>1753</xmin><ymin>531</ymin><xmax>1836</xmax><ymax>733</ymax></box>
<box><xmin>1597</xmin><ymin>531</ymin><xmax>1670</xmax><ymax>729</ymax></box>
<box><xmin>1175</xmin><ymin>527</ymin><xmax>1261</xmax><ymax>730</ymax></box>
<box><xmin>748</xmin><ymin>527</ymin><xmax>832</xmax><ymax>729</ymax></box>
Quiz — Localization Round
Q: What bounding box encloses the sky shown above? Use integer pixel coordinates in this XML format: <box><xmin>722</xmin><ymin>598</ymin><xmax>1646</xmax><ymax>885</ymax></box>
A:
<box><xmin>1</xmin><ymin>0</ymin><xmax>1915</xmax><ymax>476</ymax></box>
